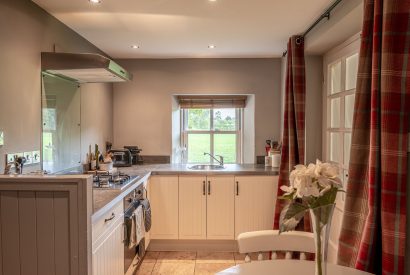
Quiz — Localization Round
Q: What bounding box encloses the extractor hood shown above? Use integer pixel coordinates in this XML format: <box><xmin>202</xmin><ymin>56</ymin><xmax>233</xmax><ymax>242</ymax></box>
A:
<box><xmin>41</xmin><ymin>52</ymin><xmax>132</xmax><ymax>83</ymax></box>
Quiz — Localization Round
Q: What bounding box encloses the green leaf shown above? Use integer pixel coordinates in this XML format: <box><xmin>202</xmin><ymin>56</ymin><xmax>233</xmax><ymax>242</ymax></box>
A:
<box><xmin>309</xmin><ymin>187</ymin><xmax>338</xmax><ymax>209</ymax></box>
<box><xmin>279</xmin><ymin>202</ymin><xmax>308</xmax><ymax>234</ymax></box>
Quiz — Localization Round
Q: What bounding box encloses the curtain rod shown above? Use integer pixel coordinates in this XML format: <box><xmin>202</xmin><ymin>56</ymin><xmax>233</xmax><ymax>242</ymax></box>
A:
<box><xmin>282</xmin><ymin>0</ymin><xmax>343</xmax><ymax>57</ymax></box>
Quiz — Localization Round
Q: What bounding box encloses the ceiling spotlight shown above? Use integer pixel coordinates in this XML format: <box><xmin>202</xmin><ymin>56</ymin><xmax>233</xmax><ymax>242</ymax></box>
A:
<box><xmin>131</xmin><ymin>45</ymin><xmax>140</xmax><ymax>49</ymax></box>
<box><xmin>209</xmin><ymin>0</ymin><xmax>217</xmax><ymax>2</ymax></box>
<box><xmin>89</xmin><ymin>0</ymin><xmax>101</xmax><ymax>4</ymax></box>
<box><xmin>208</xmin><ymin>44</ymin><xmax>216</xmax><ymax>49</ymax></box>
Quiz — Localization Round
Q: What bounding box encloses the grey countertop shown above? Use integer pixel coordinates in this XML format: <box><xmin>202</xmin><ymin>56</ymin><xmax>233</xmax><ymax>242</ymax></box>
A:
<box><xmin>118</xmin><ymin>163</ymin><xmax>279</xmax><ymax>176</ymax></box>
<box><xmin>92</xmin><ymin>164</ymin><xmax>279</xmax><ymax>221</ymax></box>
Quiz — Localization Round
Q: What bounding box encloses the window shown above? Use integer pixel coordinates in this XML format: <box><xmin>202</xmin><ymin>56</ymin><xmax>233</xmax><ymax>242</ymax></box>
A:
<box><xmin>326</xmin><ymin>52</ymin><xmax>359</xmax><ymax>201</ymax></box>
<box><xmin>182</xmin><ymin>108</ymin><xmax>242</xmax><ymax>164</ymax></box>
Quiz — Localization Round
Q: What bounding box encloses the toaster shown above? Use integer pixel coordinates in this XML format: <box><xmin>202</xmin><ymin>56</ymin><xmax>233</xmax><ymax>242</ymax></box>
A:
<box><xmin>109</xmin><ymin>149</ymin><xmax>133</xmax><ymax>167</ymax></box>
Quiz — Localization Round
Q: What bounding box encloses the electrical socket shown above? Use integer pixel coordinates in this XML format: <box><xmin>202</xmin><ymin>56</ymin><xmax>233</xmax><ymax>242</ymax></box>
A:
<box><xmin>32</xmin><ymin>150</ymin><xmax>40</xmax><ymax>164</ymax></box>
<box><xmin>24</xmin><ymin>152</ymin><xmax>33</xmax><ymax>165</ymax></box>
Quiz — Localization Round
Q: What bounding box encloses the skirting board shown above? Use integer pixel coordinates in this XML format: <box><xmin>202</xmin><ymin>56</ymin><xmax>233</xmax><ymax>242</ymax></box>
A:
<box><xmin>148</xmin><ymin>240</ymin><xmax>238</xmax><ymax>252</ymax></box>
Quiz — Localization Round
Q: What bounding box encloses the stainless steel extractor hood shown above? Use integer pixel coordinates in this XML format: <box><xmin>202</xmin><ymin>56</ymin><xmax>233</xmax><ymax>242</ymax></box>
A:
<box><xmin>41</xmin><ymin>52</ymin><xmax>132</xmax><ymax>83</ymax></box>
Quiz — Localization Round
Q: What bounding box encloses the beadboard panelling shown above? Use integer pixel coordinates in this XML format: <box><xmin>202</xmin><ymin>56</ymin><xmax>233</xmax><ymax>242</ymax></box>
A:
<box><xmin>0</xmin><ymin>176</ymin><xmax>92</xmax><ymax>275</ymax></box>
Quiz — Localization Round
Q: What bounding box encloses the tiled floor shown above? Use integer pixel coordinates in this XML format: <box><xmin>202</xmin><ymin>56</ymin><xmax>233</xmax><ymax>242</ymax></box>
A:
<box><xmin>136</xmin><ymin>251</ymin><xmax>254</xmax><ymax>275</ymax></box>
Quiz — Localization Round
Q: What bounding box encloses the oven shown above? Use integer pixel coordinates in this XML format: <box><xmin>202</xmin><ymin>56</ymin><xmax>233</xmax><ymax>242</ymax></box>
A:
<box><xmin>123</xmin><ymin>184</ymin><xmax>146</xmax><ymax>273</ymax></box>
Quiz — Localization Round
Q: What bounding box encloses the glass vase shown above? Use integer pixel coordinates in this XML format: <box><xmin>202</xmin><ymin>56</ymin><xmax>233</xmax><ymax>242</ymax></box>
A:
<box><xmin>309</xmin><ymin>204</ymin><xmax>335</xmax><ymax>275</ymax></box>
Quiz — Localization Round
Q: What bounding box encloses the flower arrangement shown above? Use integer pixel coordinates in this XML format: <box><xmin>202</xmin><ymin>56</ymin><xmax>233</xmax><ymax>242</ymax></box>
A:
<box><xmin>279</xmin><ymin>160</ymin><xmax>343</xmax><ymax>232</ymax></box>
<box><xmin>279</xmin><ymin>160</ymin><xmax>344</xmax><ymax>275</ymax></box>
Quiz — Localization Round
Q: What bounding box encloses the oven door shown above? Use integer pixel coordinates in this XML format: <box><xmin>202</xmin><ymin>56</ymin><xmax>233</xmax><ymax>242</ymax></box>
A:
<box><xmin>124</xmin><ymin>213</ymin><xmax>137</xmax><ymax>273</ymax></box>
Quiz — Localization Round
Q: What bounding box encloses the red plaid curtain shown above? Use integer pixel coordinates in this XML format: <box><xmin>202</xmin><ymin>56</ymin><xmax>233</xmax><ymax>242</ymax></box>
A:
<box><xmin>337</xmin><ymin>1</ymin><xmax>410</xmax><ymax>274</ymax></box>
<box><xmin>273</xmin><ymin>36</ymin><xmax>309</xmax><ymax>231</ymax></box>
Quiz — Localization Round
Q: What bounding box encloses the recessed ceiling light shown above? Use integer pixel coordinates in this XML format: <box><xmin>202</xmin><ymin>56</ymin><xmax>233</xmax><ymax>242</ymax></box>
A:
<box><xmin>131</xmin><ymin>45</ymin><xmax>140</xmax><ymax>49</ymax></box>
<box><xmin>208</xmin><ymin>44</ymin><xmax>216</xmax><ymax>49</ymax></box>
<box><xmin>89</xmin><ymin>0</ymin><xmax>101</xmax><ymax>4</ymax></box>
<box><xmin>209</xmin><ymin>0</ymin><xmax>217</xmax><ymax>2</ymax></box>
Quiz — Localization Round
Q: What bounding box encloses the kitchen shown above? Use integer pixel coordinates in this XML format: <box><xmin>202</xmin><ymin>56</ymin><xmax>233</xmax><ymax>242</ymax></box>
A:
<box><xmin>0</xmin><ymin>0</ymin><xmax>409</xmax><ymax>275</ymax></box>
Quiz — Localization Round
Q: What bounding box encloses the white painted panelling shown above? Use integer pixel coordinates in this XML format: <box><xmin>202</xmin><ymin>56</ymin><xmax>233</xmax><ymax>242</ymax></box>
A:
<box><xmin>179</xmin><ymin>176</ymin><xmax>207</xmax><ymax>240</ymax></box>
<box><xmin>150</xmin><ymin>176</ymin><xmax>179</xmax><ymax>239</ymax></box>
<box><xmin>206</xmin><ymin>176</ymin><xmax>235</xmax><ymax>240</ymax></box>
<box><xmin>234</xmin><ymin>176</ymin><xmax>278</xmax><ymax>238</ymax></box>
<box><xmin>92</xmin><ymin>217</ymin><xmax>124</xmax><ymax>275</ymax></box>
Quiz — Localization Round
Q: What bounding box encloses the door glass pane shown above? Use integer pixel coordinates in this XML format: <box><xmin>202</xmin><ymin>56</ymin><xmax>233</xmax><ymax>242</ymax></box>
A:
<box><xmin>187</xmin><ymin>134</ymin><xmax>211</xmax><ymax>163</ymax></box>
<box><xmin>346</xmin><ymin>53</ymin><xmax>359</xmax><ymax>90</ymax></box>
<box><xmin>345</xmin><ymin>94</ymin><xmax>355</xmax><ymax>128</ymax></box>
<box><xmin>214</xmin><ymin>134</ymin><xmax>236</xmax><ymax>163</ymax></box>
<box><xmin>344</xmin><ymin>133</ymin><xmax>352</xmax><ymax>167</ymax></box>
<box><xmin>187</xmin><ymin>109</ymin><xmax>210</xmax><ymax>130</ymax></box>
<box><xmin>330</xmin><ymin>132</ymin><xmax>341</xmax><ymax>163</ymax></box>
<box><xmin>213</xmin><ymin>109</ymin><xmax>237</xmax><ymax>131</ymax></box>
<box><xmin>330</xmin><ymin>61</ymin><xmax>342</xmax><ymax>94</ymax></box>
<box><xmin>330</xmin><ymin>98</ymin><xmax>340</xmax><ymax>128</ymax></box>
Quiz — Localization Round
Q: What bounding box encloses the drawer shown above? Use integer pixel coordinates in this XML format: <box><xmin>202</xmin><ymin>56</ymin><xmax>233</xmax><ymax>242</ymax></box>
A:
<box><xmin>92</xmin><ymin>200</ymin><xmax>124</xmax><ymax>244</ymax></box>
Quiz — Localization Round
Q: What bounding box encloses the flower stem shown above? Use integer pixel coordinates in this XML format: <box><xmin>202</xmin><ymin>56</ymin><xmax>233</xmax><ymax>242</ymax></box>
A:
<box><xmin>315</xmin><ymin>213</ymin><xmax>323</xmax><ymax>275</ymax></box>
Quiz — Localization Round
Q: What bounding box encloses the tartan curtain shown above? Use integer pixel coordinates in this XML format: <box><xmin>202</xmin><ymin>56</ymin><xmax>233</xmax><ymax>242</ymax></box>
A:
<box><xmin>337</xmin><ymin>1</ymin><xmax>410</xmax><ymax>274</ymax></box>
<box><xmin>274</xmin><ymin>36</ymin><xmax>309</xmax><ymax>231</ymax></box>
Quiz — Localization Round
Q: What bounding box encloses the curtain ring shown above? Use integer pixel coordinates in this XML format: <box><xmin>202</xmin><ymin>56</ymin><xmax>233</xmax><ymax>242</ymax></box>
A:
<box><xmin>295</xmin><ymin>36</ymin><xmax>303</xmax><ymax>45</ymax></box>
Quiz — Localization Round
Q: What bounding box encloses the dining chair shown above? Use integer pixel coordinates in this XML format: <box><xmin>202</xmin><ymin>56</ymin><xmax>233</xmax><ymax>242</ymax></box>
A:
<box><xmin>237</xmin><ymin>230</ymin><xmax>315</xmax><ymax>262</ymax></box>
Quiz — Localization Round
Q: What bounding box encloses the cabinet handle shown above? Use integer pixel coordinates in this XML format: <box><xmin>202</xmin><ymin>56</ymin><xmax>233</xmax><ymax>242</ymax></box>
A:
<box><xmin>203</xmin><ymin>181</ymin><xmax>206</xmax><ymax>196</ymax></box>
<box><xmin>236</xmin><ymin>181</ymin><xmax>239</xmax><ymax>196</ymax></box>
<box><xmin>104</xmin><ymin>212</ymin><xmax>115</xmax><ymax>223</ymax></box>
<box><xmin>208</xmin><ymin>181</ymin><xmax>211</xmax><ymax>195</ymax></box>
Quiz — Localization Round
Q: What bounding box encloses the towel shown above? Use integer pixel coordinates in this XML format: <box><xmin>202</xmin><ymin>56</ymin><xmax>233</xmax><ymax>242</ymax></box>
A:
<box><xmin>140</xmin><ymin>199</ymin><xmax>152</xmax><ymax>232</ymax></box>
<box><xmin>135</xmin><ymin>205</ymin><xmax>145</xmax><ymax>246</ymax></box>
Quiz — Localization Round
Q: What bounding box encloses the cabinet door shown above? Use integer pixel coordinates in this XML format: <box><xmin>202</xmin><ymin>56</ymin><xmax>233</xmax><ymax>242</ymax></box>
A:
<box><xmin>92</xmin><ymin>218</ymin><xmax>124</xmax><ymax>275</ymax></box>
<box><xmin>179</xmin><ymin>176</ymin><xmax>207</xmax><ymax>239</ymax></box>
<box><xmin>150</xmin><ymin>176</ymin><xmax>179</xmax><ymax>239</ymax></box>
<box><xmin>206</xmin><ymin>176</ymin><xmax>235</xmax><ymax>240</ymax></box>
<box><xmin>234</xmin><ymin>176</ymin><xmax>278</xmax><ymax>238</ymax></box>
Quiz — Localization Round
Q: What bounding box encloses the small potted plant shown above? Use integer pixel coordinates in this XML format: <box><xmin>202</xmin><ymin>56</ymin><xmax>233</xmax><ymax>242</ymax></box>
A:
<box><xmin>279</xmin><ymin>160</ymin><xmax>343</xmax><ymax>275</ymax></box>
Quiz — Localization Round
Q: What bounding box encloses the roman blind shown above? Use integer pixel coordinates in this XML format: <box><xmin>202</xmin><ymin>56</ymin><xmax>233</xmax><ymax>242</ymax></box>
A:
<box><xmin>177</xmin><ymin>95</ymin><xmax>247</xmax><ymax>109</ymax></box>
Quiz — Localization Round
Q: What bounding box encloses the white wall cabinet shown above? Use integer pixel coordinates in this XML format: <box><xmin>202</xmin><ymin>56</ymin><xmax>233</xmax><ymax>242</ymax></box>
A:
<box><xmin>179</xmin><ymin>176</ymin><xmax>207</xmax><ymax>239</ymax></box>
<box><xmin>234</xmin><ymin>176</ymin><xmax>278</xmax><ymax>238</ymax></box>
<box><xmin>150</xmin><ymin>176</ymin><xmax>179</xmax><ymax>239</ymax></box>
<box><xmin>206</xmin><ymin>176</ymin><xmax>235</xmax><ymax>240</ymax></box>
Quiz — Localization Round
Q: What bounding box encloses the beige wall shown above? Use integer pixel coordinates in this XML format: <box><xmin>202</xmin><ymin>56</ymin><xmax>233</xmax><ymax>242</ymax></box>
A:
<box><xmin>0</xmin><ymin>0</ymin><xmax>113</xmax><ymax>171</ymax></box>
<box><xmin>113</xmin><ymin>58</ymin><xmax>282</xmax><ymax>160</ymax></box>
<box><xmin>305</xmin><ymin>55</ymin><xmax>323</xmax><ymax>164</ymax></box>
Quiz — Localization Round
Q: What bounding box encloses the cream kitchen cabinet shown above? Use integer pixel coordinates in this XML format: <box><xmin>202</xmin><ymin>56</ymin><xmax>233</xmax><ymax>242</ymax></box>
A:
<box><xmin>92</xmin><ymin>201</ymin><xmax>124</xmax><ymax>275</ymax></box>
<box><xmin>150</xmin><ymin>175</ymin><xmax>179</xmax><ymax>239</ymax></box>
<box><xmin>178</xmin><ymin>175</ymin><xmax>235</xmax><ymax>240</ymax></box>
<box><xmin>234</xmin><ymin>176</ymin><xmax>278</xmax><ymax>238</ymax></box>
<box><xmin>206</xmin><ymin>175</ymin><xmax>235</xmax><ymax>240</ymax></box>
<box><xmin>178</xmin><ymin>176</ymin><xmax>207</xmax><ymax>239</ymax></box>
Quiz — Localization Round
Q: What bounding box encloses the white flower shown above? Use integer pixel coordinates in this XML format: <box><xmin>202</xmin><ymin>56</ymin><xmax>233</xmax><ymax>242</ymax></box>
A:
<box><xmin>293</xmin><ymin>175</ymin><xmax>320</xmax><ymax>198</ymax></box>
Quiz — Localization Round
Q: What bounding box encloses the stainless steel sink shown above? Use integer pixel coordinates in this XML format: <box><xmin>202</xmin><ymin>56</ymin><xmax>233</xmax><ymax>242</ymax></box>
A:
<box><xmin>189</xmin><ymin>164</ymin><xmax>225</xmax><ymax>170</ymax></box>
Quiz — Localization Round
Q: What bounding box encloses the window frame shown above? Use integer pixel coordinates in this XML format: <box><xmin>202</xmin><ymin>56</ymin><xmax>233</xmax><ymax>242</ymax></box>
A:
<box><xmin>323</xmin><ymin>33</ymin><xmax>360</xmax><ymax>209</ymax></box>
<box><xmin>181</xmin><ymin>108</ymin><xmax>243</xmax><ymax>164</ymax></box>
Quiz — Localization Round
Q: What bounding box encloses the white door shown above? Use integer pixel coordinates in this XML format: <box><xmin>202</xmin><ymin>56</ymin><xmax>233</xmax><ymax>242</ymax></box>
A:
<box><xmin>323</xmin><ymin>33</ymin><xmax>360</xmax><ymax>263</ymax></box>
<box><xmin>179</xmin><ymin>176</ymin><xmax>207</xmax><ymax>239</ymax></box>
<box><xmin>206</xmin><ymin>175</ymin><xmax>235</xmax><ymax>240</ymax></box>
<box><xmin>234</xmin><ymin>176</ymin><xmax>278</xmax><ymax>238</ymax></box>
<box><xmin>92</xmin><ymin>217</ymin><xmax>124</xmax><ymax>275</ymax></box>
<box><xmin>150</xmin><ymin>176</ymin><xmax>179</xmax><ymax>239</ymax></box>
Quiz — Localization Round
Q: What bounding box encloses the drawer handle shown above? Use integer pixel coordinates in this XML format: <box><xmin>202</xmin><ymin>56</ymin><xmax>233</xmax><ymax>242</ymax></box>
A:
<box><xmin>104</xmin><ymin>213</ymin><xmax>116</xmax><ymax>223</ymax></box>
<box><xmin>208</xmin><ymin>181</ymin><xmax>211</xmax><ymax>195</ymax></box>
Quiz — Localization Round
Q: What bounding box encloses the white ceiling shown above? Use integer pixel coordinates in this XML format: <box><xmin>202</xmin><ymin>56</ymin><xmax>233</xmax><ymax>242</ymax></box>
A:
<box><xmin>33</xmin><ymin>0</ymin><xmax>334</xmax><ymax>58</ymax></box>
